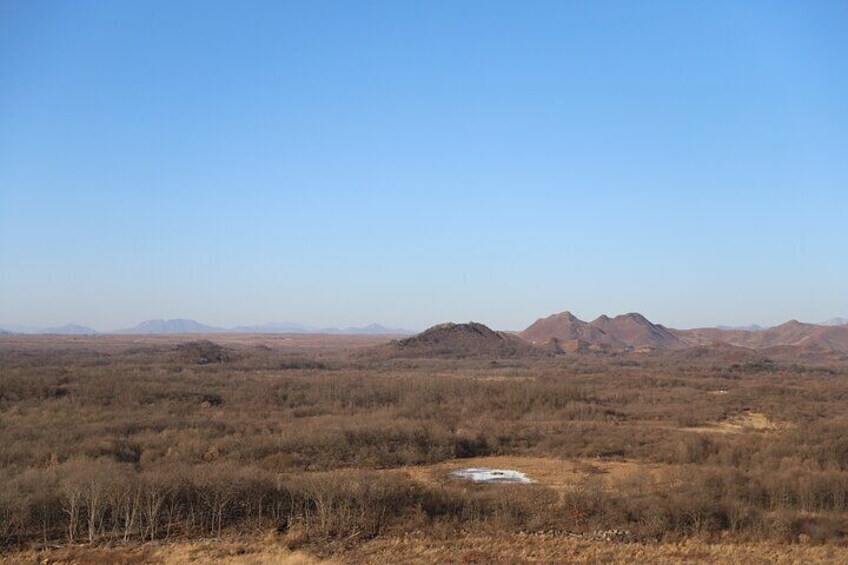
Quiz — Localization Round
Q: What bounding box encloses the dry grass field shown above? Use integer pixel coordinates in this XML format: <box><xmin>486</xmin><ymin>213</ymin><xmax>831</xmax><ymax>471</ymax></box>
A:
<box><xmin>4</xmin><ymin>535</ymin><xmax>848</xmax><ymax>564</ymax></box>
<box><xmin>3</xmin><ymin>333</ymin><xmax>848</xmax><ymax>562</ymax></box>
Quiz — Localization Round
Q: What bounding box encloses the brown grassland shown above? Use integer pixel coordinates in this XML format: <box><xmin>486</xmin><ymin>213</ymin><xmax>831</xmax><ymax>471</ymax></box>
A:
<box><xmin>3</xmin><ymin>333</ymin><xmax>848</xmax><ymax>563</ymax></box>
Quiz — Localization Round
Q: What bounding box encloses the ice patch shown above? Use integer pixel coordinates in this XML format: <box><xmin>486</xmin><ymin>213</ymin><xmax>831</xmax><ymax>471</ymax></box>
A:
<box><xmin>450</xmin><ymin>467</ymin><xmax>534</xmax><ymax>484</ymax></box>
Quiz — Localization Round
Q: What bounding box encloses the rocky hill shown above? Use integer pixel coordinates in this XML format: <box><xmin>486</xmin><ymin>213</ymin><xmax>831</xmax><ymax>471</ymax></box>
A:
<box><xmin>376</xmin><ymin>322</ymin><xmax>539</xmax><ymax>358</ymax></box>
<box><xmin>520</xmin><ymin>311</ymin><xmax>623</xmax><ymax>349</ymax></box>
<box><xmin>521</xmin><ymin>311</ymin><xmax>683</xmax><ymax>350</ymax></box>
<box><xmin>590</xmin><ymin>313</ymin><xmax>683</xmax><ymax>349</ymax></box>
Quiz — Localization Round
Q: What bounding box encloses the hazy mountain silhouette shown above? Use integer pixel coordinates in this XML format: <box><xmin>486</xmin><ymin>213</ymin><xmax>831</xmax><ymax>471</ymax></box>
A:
<box><xmin>233</xmin><ymin>322</ymin><xmax>412</xmax><ymax>335</ymax></box>
<box><xmin>37</xmin><ymin>324</ymin><xmax>98</xmax><ymax>335</ymax></box>
<box><xmin>114</xmin><ymin>319</ymin><xmax>226</xmax><ymax>334</ymax></box>
<box><xmin>232</xmin><ymin>322</ymin><xmax>313</xmax><ymax>333</ymax></box>
<box><xmin>318</xmin><ymin>323</ymin><xmax>414</xmax><ymax>335</ymax></box>
<box><xmin>112</xmin><ymin>319</ymin><xmax>413</xmax><ymax>335</ymax></box>
<box><xmin>716</xmin><ymin>324</ymin><xmax>765</xmax><ymax>331</ymax></box>
<box><xmin>0</xmin><ymin>324</ymin><xmax>39</xmax><ymax>334</ymax></box>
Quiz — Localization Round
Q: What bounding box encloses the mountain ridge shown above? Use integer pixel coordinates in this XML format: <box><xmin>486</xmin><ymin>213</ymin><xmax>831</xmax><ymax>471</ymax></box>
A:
<box><xmin>677</xmin><ymin>320</ymin><xmax>848</xmax><ymax>352</ymax></box>
<box><xmin>521</xmin><ymin>311</ymin><xmax>848</xmax><ymax>353</ymax></box>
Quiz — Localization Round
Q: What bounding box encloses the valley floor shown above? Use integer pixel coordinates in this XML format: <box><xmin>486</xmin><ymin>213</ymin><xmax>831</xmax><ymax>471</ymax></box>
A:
<box><xmin>4</xmin><ymin>335</ymin><xmax>848</xmax><ymax>563</ymax></box>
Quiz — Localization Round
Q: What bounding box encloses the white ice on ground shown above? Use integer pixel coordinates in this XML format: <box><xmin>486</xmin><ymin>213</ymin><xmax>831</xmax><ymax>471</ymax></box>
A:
<box><xmin>450</xmin><ymin>467</ymin><xmax>534</xmax><ymax>484</ymax></box>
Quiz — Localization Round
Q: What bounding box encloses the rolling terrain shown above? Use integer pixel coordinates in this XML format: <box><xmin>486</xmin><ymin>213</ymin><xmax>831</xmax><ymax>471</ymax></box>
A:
<box><xmin>3</xmin><ymin>331</ymin><xmax>848</xmax><ymax>563</ymax></box>
<box><xmin>3</xmin><ymin>318</ymin><xmax>848</xmax><ymax>563</ymax></box>
<box><xmin>7</xmin><ymin>312</ymin><xmax>847</xmax><ymax>354</ymax></box>
<box><xmin>676</xmin><ymin>320</ymin><xmax>848</xmax><ymax>353</ymax></box>
<box><xmin>520</xmin><ymin>310</ymin><xmax>848</xmax><ymax>355</ymax></box>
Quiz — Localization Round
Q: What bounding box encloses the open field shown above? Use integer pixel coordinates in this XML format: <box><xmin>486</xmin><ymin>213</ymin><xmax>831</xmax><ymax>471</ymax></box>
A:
<box><xmin>401</xmin><ymin>455</ymin><xmax>675</xmax><ymax>492</ymax></box>
<box><xmin>3</xmin><ymin>333</ymin><xmax>848</xmax><ymax>562</ymax></box>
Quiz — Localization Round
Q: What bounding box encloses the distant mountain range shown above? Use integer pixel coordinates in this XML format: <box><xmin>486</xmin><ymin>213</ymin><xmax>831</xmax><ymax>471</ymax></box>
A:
<box><xmin>0</xmin><ymin>323</ymin><xmax>98</xmax><ymax>335</ymax></box>
<box><xmin>316</xmin><ymin>323</ymin><xmax>414</xmax><ymax>335</ymax></box>
<box><xmin>231</xmin><ymin>321</ymin><xmax>413</xmax><ymax>335</ymax></box>
<box><xmin>231</xmin><ymin>322</ymin><xmax>312</xmax><ymax>333</ymax></box>
<box><xmin>38</xmin><ymin>324</ymin><xmax>98</xmax><ymax>335</ymax></box>
<box><xmin>0</xmin><ymin>318</ymin><xmax>414</xmax><ymax>335</ymax></box>
<box><xmin>716</xmin><ymin>324</ymin><xmax>765</xmax><ymax>331</ymax></box>
<box><xmin>113</xmin><ymin>319</ymin><xmax>226</xmax><ymax>334</ymax></box>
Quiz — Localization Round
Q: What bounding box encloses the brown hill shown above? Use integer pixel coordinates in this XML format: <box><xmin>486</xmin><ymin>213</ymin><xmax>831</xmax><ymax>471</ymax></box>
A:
<box><xmin>590</xmin><ymin>313</ymin><xmax>684</xmax><ymax>349</ymax></box>
<box><xmin>676</xmin><ymin>321</ymin><xmax>848</xmax><ymax>353</ymax></box>
<box><xmin>520</xmin><ymin>311</ymin><xmax>623</xmax><ymax>349</ymax></box>
<box><xmin>521</xmin><ymin>311</ymin><xmax>684</xmax><ymax>350</ymax></box>
<box><xmin>376</xmin><ymin>322</ymin><xmax>538</xmax><ymax>358</ymax></box>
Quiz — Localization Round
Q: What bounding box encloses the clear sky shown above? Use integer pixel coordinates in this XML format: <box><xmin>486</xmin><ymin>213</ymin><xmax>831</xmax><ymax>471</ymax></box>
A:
<box><xmin>1</xmin><ymin>1</ymin><xmax>846</xmax><ymax>332</ymax></box>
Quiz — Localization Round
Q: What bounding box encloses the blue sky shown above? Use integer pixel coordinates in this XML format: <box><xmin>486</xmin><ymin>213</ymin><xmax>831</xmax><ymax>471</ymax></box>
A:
<box><xmin>1</xmin><ymin>1</ymin><xmax>846</xmax><ymax>331</ymax></box>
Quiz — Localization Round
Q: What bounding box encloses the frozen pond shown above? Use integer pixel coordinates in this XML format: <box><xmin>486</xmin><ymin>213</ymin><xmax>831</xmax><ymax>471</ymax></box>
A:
<box><xmin>450</xmin><ymin>467</ymin><xmax>534</xmax><ymax>484</ymax></box>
